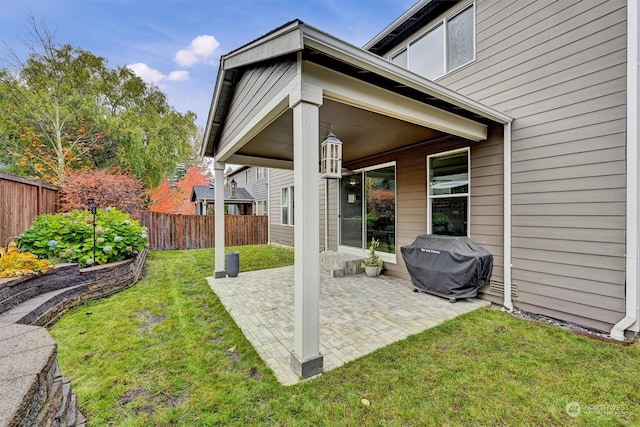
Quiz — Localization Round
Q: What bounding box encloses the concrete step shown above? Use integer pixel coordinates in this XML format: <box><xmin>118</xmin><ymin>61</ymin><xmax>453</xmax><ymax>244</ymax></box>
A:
<box><xmin>320</xmin><ymin>251</ymin><xmax>365</xmax><ymax>277</ymax></box>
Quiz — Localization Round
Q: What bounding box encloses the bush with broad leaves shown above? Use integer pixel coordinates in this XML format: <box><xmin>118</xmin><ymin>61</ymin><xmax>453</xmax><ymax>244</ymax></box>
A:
<box><xmin>18</xmin><ymin>207</ymin><xmax>148</xmax><ymax>267</ymax></box>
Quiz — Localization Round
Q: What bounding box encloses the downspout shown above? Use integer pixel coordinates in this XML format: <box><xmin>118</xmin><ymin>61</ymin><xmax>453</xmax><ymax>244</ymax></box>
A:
<box><xmin>612</xmin><ymin>0</ymin><xmax>640</xmax><ymax>340</ymax></box>
<box><xmin>503</xmin><ymin>121</ymin><xmax>513</xmax><ymax>311</ymax></box>
<box><xmin>267</xmin><ymin>169</ymin><xmax>271</xmax><ymax>244</ymax></box>
<box><xmin>324</xmin><ymin>179</ymin><xmax>329</xmax><ymax>251</ymax></box>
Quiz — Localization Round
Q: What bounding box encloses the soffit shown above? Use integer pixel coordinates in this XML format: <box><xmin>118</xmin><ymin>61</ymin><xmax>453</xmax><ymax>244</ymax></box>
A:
<box><xmin>234</xmin><ymin>99</ymin><xmax>445</xmax><ymax>164</ymax></box>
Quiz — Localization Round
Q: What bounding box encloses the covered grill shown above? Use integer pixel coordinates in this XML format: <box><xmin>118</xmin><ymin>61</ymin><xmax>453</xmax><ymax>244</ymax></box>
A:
<box><xmin>401</xmin><ymin>235</ymin><xmax>493</xmax><ymax>302</ymax></box>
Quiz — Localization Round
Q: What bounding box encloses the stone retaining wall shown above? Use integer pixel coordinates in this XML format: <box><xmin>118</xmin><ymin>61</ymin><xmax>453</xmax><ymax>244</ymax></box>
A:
<box><xmin>0</xmin><ymin>249</ymin><xmax>147</xmax><ymax>326</ymax></box>
<box><xmin>0</xmin><ymin>250</ymin><xmax>147</xmax><ymax>426</ymax></box>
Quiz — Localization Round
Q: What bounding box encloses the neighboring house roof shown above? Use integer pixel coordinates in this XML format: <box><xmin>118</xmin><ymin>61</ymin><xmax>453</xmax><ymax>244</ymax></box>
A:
<box><xmin>202</xmin><ymin>19</ymin><xmax>511</xmax><ymax>160</ymax></box>
<box><xmin>190</xmin><ymin>185</ymin><xmax>254</xmax><ymax>204</ymax></box>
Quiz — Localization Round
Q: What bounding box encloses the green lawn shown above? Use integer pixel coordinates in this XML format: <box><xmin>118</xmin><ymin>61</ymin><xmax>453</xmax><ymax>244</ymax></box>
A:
<box><xmin>49</xmin><ymin>246</ymin><xmax>640</xmax><ymax>426</ymax></box>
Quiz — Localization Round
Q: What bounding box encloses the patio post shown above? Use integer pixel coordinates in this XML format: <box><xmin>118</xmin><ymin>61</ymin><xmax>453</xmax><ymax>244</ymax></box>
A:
<box><xmin>214</xmin><ymin>161</ymin><xmax>227</xmax><ymax>278</ymax></box>
<box><xmin>290</xmin><ymin>82</ymin><xmax>323</xmax><ymax>378</ymax></box>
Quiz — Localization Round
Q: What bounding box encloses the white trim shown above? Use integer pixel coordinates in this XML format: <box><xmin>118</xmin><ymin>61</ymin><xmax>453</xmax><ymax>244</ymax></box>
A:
<box><xmin>304</xmin><ymin>63</ymin><xmax>487</xmax><ymax>141</ymax></box>
<box><xmin>338</xmin><ymin>161</ymin><xmax>398</xmax><ymax>263</ymax></box>
<box><xmin>338</xmin><ymin>245</ymin><xmax>397</xmax><ymax>264</ymax></box>
<box><xmin>216</xmin><ymin>82</ymin><xmax>293</xmax><ymax>162</ymax></box>
<box><xmin>280</xmin><ymin>186</ymin><xmax>295</xmax><ymax>226</ymax></box>
<box><xmin>426</xmin><ymin>147</ymin><xmax>470</xmax><ymax>236</ymax></box>
<box><xmin>301</xmin><ymin>25</ymin><xmax>511</xmax><ymax>124</ymax></box>
<box><xmin>612</xmin><ymin>0</ymin><xmax>640</xmax><ymax>340</ymax></box>
<box><xmin>503</xmin><ymin>123</ymin><xmax>513</xmax><ymax>312</ymax></box>
<box><xmin>213</xmin><ymin>161</ymin><xmax>226</xmax><ymax>278</ymax></box>
<box><xmin>386</xmin><ymin>1</ymin><xmax>476</xmax><ymax>80</ymax></box>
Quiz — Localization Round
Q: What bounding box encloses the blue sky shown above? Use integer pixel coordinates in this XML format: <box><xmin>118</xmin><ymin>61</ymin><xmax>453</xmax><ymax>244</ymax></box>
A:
<box><xmin>0</xmin><ymin>0</ymin><xmax>415</xmax><ymax>128</ymax></box>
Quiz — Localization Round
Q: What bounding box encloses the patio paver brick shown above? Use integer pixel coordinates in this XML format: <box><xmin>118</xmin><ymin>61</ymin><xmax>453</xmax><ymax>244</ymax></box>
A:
<box><xmin>207</xmin><ymin>265</ymin><xmax>489</xmax><ymax>385</ymax></box>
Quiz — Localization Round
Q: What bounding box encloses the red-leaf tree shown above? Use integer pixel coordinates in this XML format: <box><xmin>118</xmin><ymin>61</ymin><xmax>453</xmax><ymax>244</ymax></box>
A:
<box><xmin>59</xmin><ymin>168</ymin><xmax>147</xmax><ymax>213</ymax></box>
<box><xmin>148</xmin><ymin>166</ymin><xmax>210</xmax><ymax>214</ymax></box>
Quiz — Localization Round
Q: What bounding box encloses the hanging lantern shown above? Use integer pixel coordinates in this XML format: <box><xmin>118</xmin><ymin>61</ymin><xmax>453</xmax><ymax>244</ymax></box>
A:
<box><xmin>320</xmin><ymin>132</ymin><xmax>343</xmax><ymax>179</ymax></box>
<box><xmin>230</xmin><ymin>178</ymin><xmax>238</xmax><ymax>198</ymax></box>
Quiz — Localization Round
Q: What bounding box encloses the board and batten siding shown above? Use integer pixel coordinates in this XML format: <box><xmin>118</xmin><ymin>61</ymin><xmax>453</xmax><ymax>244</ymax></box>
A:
<box><xmin>431</xmin><ymin>0</ymin><xmax>627</xmax><ymax>331</ymax></box>
<box><xmin>218</xmin><ymin>59</ymin><xmax>297</xmax><ymax>154</ymax></box>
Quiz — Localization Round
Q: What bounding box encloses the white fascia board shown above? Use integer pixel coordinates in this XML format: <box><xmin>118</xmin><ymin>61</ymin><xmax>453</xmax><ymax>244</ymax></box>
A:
<box><xmin>363</xmin><ymin>0</ymin><xmax>431</xmax><ymax>50</ymax></box>
<box><xmin>302</xmin><ymin>25</ymin><xmax>512</xmax><ymax>125</ymax></box>
<box><xmin>222</xmin><ymin>22</ymin><xmax>304</xmax><ymax>70</ymax></box>
<box><xmin>201</xmin><ymin>60</ymin><xmax>227</xmax><ymax>158</ymax></box>
<box><xmin>304</xmin><ymin>63</ymin><xmax>487</xmax><ymax>141</ymax></box>
<box><xmin>227</xmin><ymin>154</ymin><xmax>294</xmax><ymax>170</ymax></box>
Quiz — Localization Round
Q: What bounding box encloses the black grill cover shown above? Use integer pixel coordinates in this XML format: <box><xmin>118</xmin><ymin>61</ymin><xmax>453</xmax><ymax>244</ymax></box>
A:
<box><xmin>401</xmin><ymin>235</ymin><xmax>493</xmax><ymax>300</ymax></box>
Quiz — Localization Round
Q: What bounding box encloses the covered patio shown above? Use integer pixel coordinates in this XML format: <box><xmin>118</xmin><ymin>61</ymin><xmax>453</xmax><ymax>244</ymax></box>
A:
<box><xmin>202</xmin><ymin>20</ymin><xmax>511</xmax><ymax>380</ymax></box>
<box><xmin>207</xmin><ymin>266</ymin><xmax>489</xmax><ymax>385</ymax></box>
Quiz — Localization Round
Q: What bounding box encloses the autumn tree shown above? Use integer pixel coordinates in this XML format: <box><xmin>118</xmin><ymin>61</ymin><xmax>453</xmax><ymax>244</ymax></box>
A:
<box><xmin>149</xmin><ymin>165</ymin><xmax>210</xmax><ymax>214</ymax></box>
<box><xmin>0</xmin><ymin>16</ymin><xmax>197</xmax><ymax>187</ymax></box>
<box><xmin>59</xmin><ymin>168</ymin><xmax>147</xmax><ymax>214</ymax></box>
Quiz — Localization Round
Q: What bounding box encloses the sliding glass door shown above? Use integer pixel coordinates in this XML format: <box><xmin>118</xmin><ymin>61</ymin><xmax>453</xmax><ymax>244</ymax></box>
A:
<box><xmin>340</xmin><ymin>163</ymin><xmax>396</xmax><ymax>254</ymax></box>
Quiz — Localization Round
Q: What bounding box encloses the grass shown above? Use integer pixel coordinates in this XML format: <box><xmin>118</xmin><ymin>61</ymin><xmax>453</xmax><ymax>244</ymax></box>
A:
<box><xmin>49</xmin><ymin>245</ymin><xmax>640</xmax><ymax>426</ymax></box>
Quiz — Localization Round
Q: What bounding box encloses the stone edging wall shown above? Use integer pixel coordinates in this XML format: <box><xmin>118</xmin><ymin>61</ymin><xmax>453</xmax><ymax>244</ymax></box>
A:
<box><xmin>0</xmin><ymin>250</ymin><xmax>147</xmax><ymax>426</ymax></box>
<box><xmin>0</xmin><ymin>249</ymin><xmax>147</xmax><ymax>326</ymax></box>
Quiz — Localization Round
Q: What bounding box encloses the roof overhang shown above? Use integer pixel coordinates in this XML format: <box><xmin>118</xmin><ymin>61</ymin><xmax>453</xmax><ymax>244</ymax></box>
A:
<box><xmin>201</xmin><ymin>19</ymin><xmax>511</xmax><ymax>160</ymax></box>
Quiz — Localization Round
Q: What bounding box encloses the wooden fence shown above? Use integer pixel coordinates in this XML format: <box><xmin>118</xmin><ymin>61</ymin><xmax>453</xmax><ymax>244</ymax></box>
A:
<box><xmin>134</xmin><ymin>211</ymin><xmax>268</xmax><ymax>250</ymax></box>
<box><xmin>0</xmin><ymin>173</ymin><xmax>59</xmax><ymax>247</ymax></box>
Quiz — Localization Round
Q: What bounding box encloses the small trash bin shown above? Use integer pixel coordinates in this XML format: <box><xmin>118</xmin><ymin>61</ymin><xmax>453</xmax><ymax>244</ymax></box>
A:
<box><xmin>226</xmin><ymin>252</ymin><xmax>239</xmax><ymax>277</ymax></box>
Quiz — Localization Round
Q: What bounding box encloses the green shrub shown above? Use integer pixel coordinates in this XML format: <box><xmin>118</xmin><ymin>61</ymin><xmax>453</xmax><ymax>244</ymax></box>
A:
<box><xmin>18</xmin><ymin>208</ymin><xmax>148</xmax><ymax>267</ymax></box>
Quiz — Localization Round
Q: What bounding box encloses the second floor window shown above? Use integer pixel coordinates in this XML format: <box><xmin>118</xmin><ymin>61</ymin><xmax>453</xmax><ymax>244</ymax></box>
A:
<box><xmin>256</xmin><ymin>167</ymin><xmax>266</xmax><ymax>180</ymax></box>
<box><xmin>391</xmin><ymin>4</ymin><xmax>474</xmax><ymax>80</ymax></box>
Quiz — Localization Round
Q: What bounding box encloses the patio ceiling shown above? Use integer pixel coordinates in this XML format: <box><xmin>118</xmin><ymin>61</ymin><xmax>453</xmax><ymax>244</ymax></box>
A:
<box><xmin>229</xmin><ymin>98</ymin><xmax>446</xmax><ymax>166</ymax></box>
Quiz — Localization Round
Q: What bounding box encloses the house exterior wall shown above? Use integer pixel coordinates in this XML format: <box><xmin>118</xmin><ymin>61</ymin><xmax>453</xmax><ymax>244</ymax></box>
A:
<box><xmin>269</xmin><ymin>168</ymin><xmax>295</xmax><ymax>247</ymax></box>
<box><xmin>382</xmin><ymin>0</ymin><xmax>627</xmax><ymax>331</ymax></box>
<box><xmin>341</xmin><ymin>133</ymin><xmax>503</xmax><ymax>283</ymax></box>
<box><xmin>229</xmin><ymin>166</ymin><xmax>269</xmax><ymax>212</ymax></box>
<box><xmin>219</xmin><ymin>59</ymin><xmax>297</xmax><ymax>154</ymax></box>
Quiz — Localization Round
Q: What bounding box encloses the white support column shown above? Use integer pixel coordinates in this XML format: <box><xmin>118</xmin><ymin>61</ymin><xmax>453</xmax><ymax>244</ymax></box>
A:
<box><xmin>214</xmin><ymin>161</ymin><xmax>227</xmax><ymax>279</ymax></box>
<box><xmin>290</xmin><ymin>83</ymin><xmax>324</xmax><ymax>379</ymax></box>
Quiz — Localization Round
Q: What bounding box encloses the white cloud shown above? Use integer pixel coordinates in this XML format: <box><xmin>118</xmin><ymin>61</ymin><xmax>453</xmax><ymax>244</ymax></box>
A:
<box><xmin>127</xmin><ymin>63</ymin><xmax>165</xmax><ymax>84</ymax></box>
<box><xmin>128</xmin><ymin>63</ymin><xmax>189</xmax><ymax>85</ymax></box>
<box><xmin>168</xmin><ymin>70</ymin><xmax>189</xmax><ymax>82</ymax></box>
<box><xmin>175</xmin><ymin>35</ymin><xmax>219</xmax><ymax>67</ymax></box>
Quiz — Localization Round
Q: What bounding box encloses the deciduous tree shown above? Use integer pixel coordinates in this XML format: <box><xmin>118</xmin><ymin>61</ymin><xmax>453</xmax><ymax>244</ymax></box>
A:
<box><xmin>149</xmin><ymin>165</ymin><xmax>210</xmax><ymax>214</ymax></box>
<box><xmin>59</xmin><ymin>168</ymin><xmax>147</xmax><ymax>213</ymax></box>
<box><xmin>0</xmin><ymin>16</ymin><xmax>197</xmax><ymax>187</ymax></box>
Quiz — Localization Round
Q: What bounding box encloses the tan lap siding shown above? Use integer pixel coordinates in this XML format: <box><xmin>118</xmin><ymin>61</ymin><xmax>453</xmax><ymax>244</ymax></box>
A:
<box><xmin>437</xmin><ymin>0</ymin><xmax>627</xmax><ymax>330</ymax></box>
<box><xmin>268</xmin><ymin>169</ymin><xmax>294</xmax><ymax>247</ymax></box>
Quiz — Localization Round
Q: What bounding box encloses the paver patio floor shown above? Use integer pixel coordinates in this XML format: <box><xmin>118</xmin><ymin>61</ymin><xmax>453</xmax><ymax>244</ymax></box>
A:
<box><xmin>207</xmin><ymin>266</ymin><xmax>489</xmax><ymax>385</ymax></box>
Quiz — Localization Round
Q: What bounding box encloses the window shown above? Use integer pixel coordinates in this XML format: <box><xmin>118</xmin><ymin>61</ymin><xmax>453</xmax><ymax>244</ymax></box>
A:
<box><xmin>255</xmin><ymin>200</ymin><xmax>268</xmax><ymax>216</ymax></box>
<box><xmin>245</xmin><ymin>170</ymin><xmax>250</xmax><ymax>183</ymax></box>
<box><xmin>281</xmin><ymin>186</ymin><xmax>294</xmax><ymax>225</ymax></box>
<box><xmin>428</xmin><ymin>149</ymin><xmax>469</xmax><ymax>236</ymax></box>
<box><xmin>390</xmin><ymin>3</ymin><xmax>474</xmax><ymax>79</ymax></box>
<box><xmin>340</xmin><ymin>163</ymin><xmax>396</xmax><ymax>254</ymax></box>
<box><xmin>409</xmin><ymin>23</ymin><xmax>444</xmax><ymax>80</ymax></box>
<box><xmin>390</xmin><ymin>49</ymin><xmax>407</xmax><ymax>68</ymax></box>
<box><xmin>256</xmin><ymin>167</ymin><xmax>266</xmax><ymax>180</ymax></box>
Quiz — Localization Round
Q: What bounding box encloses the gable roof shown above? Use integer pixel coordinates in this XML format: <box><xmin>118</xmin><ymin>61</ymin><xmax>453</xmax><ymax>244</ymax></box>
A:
<box><xmin>201</xmin><ymin>19</ymin><xmax>511</xmax><ymax>158</ymax></box>
<box><xmin>191</xmin><ymin>185</ymin><xmax>254</xmax><ymax>203</ymax></box>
